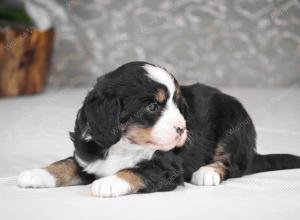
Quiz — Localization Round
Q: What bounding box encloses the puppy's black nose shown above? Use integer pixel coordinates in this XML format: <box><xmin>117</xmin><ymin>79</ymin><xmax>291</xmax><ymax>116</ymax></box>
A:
<box><xmin>176</xmin><ymin>127</ymin><xmax>185</xmax><ymax>135</ymax></box>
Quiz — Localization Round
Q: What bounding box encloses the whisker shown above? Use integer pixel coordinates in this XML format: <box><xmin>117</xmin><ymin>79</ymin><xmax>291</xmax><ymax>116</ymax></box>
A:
<box><xmin>185</xmin><ymin>130</ymin><xmax>193</xmax><ymax>147</ymax></box>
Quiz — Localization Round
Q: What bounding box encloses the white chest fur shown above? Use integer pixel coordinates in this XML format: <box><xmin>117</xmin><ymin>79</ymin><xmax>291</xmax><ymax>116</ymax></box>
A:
<box><xmin>75</xmin><ymin>138</ymin><xmax>156</xmax><ymax>177</ymax></box>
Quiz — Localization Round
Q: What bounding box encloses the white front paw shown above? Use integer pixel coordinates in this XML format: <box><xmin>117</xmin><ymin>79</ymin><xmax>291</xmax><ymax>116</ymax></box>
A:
<box><xmin>191</xmin><ymin>166</ymin><xmax>221</xmax><ymax>186</ymax></box>
<box><xmin>91</xmin><ymin>175</ymin><xmax>132</xmax><ymax>198</ymax></box>
<box><xmin>17</xmin><ymin>169</ymin><xmax>56</xmax><ymax>188</ymax></box>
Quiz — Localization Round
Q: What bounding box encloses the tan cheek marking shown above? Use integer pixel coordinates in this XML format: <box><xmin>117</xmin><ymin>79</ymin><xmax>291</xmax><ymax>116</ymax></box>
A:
<box><xmin>44</xmin><ymin>158</ymin><xmax>80</xmax><ymax>186</ymax></box>
<box><xmin>126</xmin><ymin>127</ymin><xmax>152</xmax><ymax>145</ymax></box>
<box><xmin>155</xmin><ymin>88</ymin><xmax>166</xmax><ymax>103</ymax></box>
<box><xmin>116</xmin><ymin>170</ymin><xmax>144</xmax><ymax>192</ymax></box>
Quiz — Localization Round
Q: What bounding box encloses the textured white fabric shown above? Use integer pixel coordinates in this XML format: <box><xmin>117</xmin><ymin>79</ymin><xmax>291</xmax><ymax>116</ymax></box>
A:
<box><xmin>1</xmin><ymin>88</ymin><xmax>300</xmax><ymax>220</ymax></box>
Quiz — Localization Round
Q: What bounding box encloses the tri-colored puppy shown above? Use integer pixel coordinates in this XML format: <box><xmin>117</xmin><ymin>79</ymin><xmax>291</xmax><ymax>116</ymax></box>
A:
<box><xmin>18</xmin><ymin>61</ymin><xmax>300</xmax><ymax>197</ymax></box>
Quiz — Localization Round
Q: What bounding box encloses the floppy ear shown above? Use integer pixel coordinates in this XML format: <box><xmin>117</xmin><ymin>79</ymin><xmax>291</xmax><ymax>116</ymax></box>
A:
<box><xmin>75</xmin><ymin>88</ymin><xmax>122</xmax><ymax>148</ymax></box>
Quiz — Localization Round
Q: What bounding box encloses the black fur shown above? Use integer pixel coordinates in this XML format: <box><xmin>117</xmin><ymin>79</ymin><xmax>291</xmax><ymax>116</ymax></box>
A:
<box><xmin>70</xmin><ymin>61</ymin><xmax>300</xmax><ymax>193</ymax></box>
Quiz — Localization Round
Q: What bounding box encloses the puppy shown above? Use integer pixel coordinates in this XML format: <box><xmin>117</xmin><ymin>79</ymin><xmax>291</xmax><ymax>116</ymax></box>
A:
<box><xmin>18</xmin><ymin>61</ymin><xmax>300</xmax><ymax>197</ymax></box>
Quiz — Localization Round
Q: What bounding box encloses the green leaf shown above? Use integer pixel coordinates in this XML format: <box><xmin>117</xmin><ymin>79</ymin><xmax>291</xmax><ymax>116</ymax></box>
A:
<box><xmin>0</xmin><ymin>6</ymin><xmax>34</xmax><ymax>26</ymax></box>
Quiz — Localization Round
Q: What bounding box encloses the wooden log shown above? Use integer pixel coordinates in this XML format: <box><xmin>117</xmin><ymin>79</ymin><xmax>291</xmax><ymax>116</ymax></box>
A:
<box><xmin>0</xmin><ymin>27</ymin><xmax>54</xmax><ymax>97</ymax></box>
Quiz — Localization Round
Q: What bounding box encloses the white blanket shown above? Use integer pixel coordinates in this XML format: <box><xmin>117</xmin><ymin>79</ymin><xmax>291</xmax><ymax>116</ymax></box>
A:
<box><xmin>1</xmin><ymin>88</ymin><xmax>300</xmax><ymax>220</ymax></box>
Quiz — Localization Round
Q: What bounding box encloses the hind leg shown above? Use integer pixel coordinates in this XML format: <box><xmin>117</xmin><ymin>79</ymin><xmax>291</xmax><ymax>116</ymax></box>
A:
<box><xmin>191</xmin><ymin>143</ymin><xmax>231</xmax><ymax>186</ymax></box>
<box><xmin>17</xmin><ymin>157</ymin><xmax>94</xmax><ymax>188</ymax></box>
<box><xmin>190</xmin><ymin>142</ymin><xmax>250</xmax><ymax>186</ymax></box>
<box><xmin>191</xmin><ymin>162</ymin><xmax>226</xmax><ymax>186</ymax></box>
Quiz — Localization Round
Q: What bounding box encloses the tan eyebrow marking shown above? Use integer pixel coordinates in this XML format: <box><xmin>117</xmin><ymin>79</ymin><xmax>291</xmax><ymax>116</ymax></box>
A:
<box><xmin>155</xmin><ymin>88</ymin><xmax>167</xmax><ymax>103</ymax></box>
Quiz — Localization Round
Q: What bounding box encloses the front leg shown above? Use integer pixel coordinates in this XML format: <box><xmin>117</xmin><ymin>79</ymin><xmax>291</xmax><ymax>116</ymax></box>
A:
<box><xmin>91</xmin><ymin>152</ymin><xmax>184</xmax><ymax>197</ymax></box>
<box><xmin>17</xmin><ymin>157</ymin><xmax>95</xmax><ymax>188</ymax></box>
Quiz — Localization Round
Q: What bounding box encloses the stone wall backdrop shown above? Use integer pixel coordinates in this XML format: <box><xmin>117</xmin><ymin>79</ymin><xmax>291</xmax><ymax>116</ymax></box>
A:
<box><xmin>25</xmin><ymin>0</ymin><xmax>300</xmax><ymax>87</ymax></box>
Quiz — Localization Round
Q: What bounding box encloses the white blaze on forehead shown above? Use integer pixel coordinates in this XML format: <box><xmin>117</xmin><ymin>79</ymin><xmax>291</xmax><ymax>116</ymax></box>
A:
<box><xmin>143</xmin><ymin>64</ymin><xmax>176</xmax><ymax>99</ymax></box>
<box><xmin>143</xmin><ymin>64</ymin><xmax>186</xmax><ymax>151</ymax></box>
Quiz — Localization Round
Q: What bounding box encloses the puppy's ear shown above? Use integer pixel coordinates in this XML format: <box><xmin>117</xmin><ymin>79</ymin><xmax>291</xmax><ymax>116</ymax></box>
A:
<box><xmin>77</xmin><ymin>88</ymin><xmax>122</xmax><ymax>148</ymax></box>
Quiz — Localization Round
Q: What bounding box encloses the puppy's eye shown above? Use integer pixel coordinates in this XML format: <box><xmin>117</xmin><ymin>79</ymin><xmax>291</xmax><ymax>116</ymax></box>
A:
<box><xmin>145</xmin><ymin>103</ymin><xmax>160</xmax><ymax>112</ymax></box>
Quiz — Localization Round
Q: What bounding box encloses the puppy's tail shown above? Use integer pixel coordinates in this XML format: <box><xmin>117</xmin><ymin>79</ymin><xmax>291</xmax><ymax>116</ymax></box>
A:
<box><xmin>249</xmin><ymin>153</ymin><xmax>300</xmax><ymax>174</ymax></box>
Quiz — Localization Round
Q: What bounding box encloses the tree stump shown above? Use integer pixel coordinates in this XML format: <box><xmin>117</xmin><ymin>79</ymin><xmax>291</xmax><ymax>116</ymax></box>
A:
<box><xmin>0</xmin><ymin>27</ymin><xmax>54</xmax><ymax>97</ymax></box>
